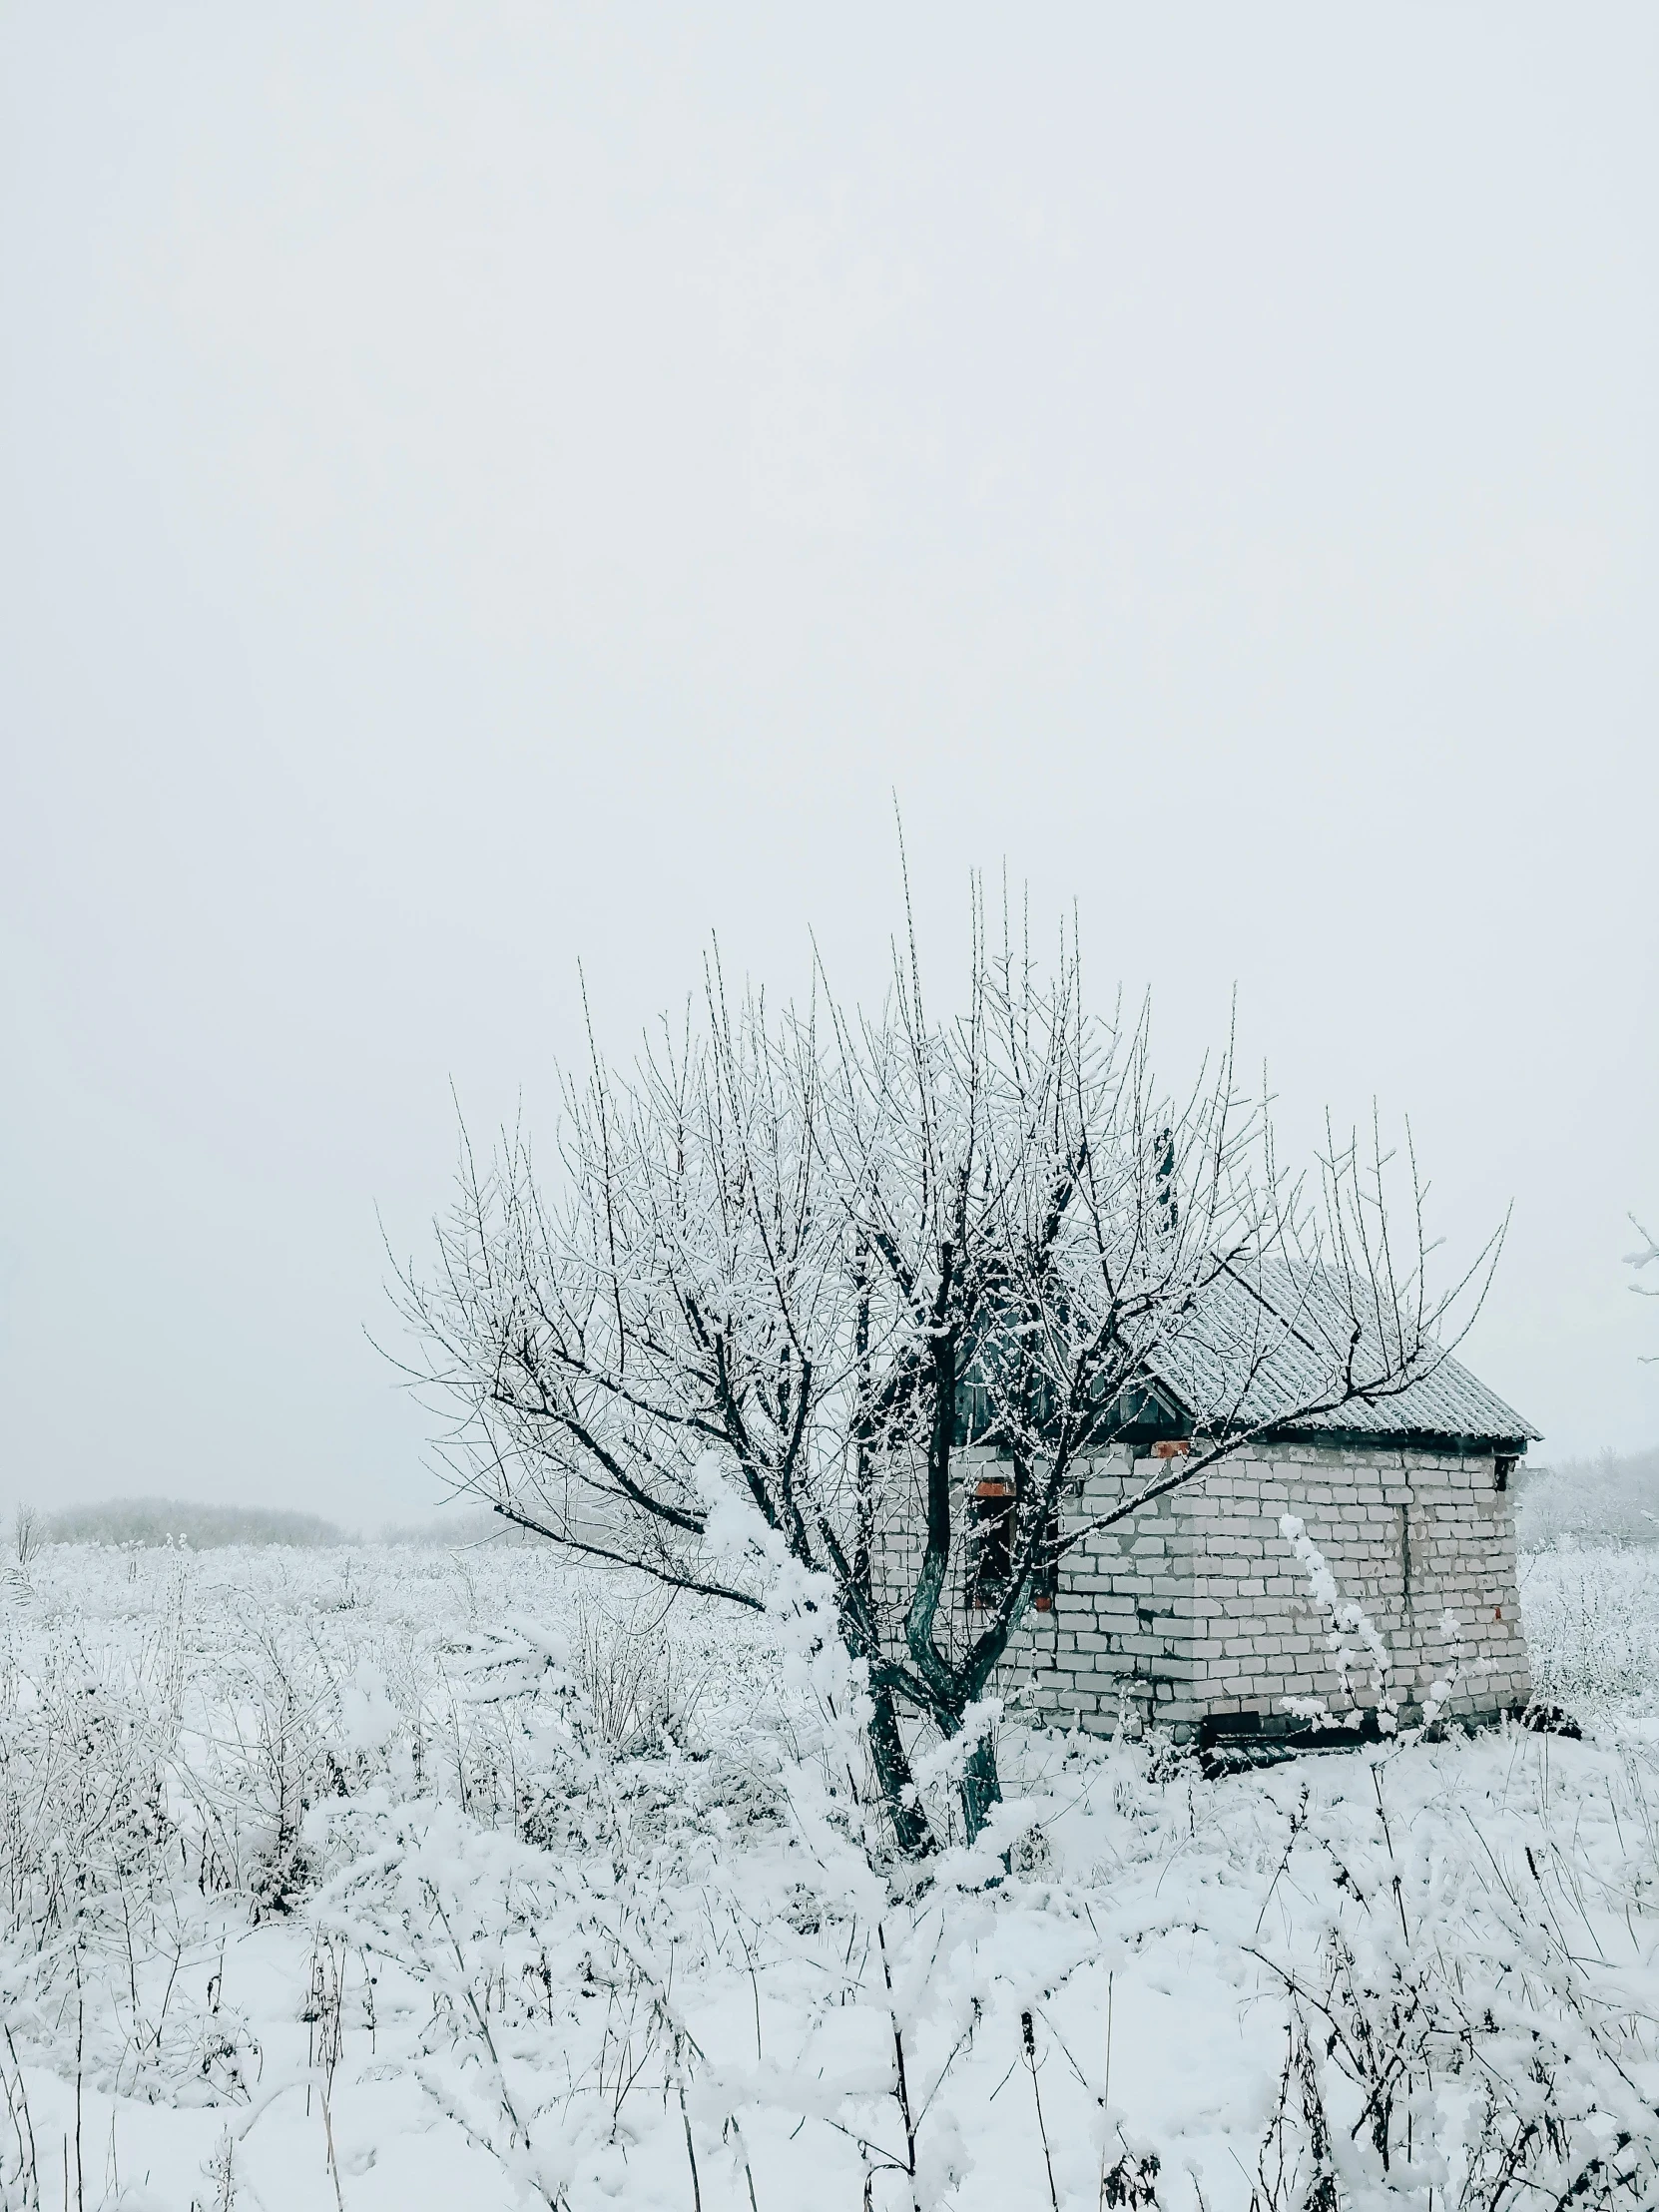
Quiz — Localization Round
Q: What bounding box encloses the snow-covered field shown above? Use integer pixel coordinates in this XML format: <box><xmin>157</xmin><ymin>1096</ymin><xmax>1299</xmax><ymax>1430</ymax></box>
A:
<box><xmin>3</xmin><ymin>1538</ymin><xmax>1658</xmax><ymax>2211</ymax></box>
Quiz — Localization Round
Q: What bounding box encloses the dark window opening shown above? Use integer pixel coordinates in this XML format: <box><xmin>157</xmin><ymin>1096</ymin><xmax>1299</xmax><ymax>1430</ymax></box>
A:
<box><xmin>969</xmin><ymin>1478</ymin><xmax>1062</xmax><ymax>1612</ymax></box>
<box><xmin>969</xmin><ymin>1479</ymin><xmax>1013</xmax><ymax>1606</ymax></box>
<box><xmin>1494</xmin><ymin>1454</ymin><xmax>1517</xmax><ymax>1493</ymax></box>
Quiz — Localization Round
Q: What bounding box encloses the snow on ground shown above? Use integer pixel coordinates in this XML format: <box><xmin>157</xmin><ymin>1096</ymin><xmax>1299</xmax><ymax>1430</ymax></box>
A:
<box><xmin>2</xmin><ymin>1537</ymin><xmax>1658</xmax><ymax>2210</ymax></box>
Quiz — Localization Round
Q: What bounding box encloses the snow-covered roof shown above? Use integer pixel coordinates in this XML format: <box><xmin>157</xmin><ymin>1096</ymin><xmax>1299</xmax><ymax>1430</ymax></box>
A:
<box><xmin>1139</xmin><ymin>1257</ymin><xmax>1539</xmax><ymax>1448</ymax></box>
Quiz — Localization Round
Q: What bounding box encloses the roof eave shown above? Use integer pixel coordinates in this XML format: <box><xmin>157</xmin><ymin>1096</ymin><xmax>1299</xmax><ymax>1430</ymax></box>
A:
<box><xmin>1248</xmin><ymin>1423</ymin><xmax>1537</xmax><ymax>1455</ymax></box>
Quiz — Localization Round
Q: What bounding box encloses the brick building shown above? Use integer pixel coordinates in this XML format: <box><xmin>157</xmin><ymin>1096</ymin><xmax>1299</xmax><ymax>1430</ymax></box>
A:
<box><xmin>877</xmin><ymin>1267</ymin><xmax>1538</xmax><ymax>1747</ymax></box>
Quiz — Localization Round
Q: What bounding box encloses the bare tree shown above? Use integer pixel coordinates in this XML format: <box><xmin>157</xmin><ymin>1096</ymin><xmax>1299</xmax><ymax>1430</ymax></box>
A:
<box><xmin>12</xmin><ymin>1504</ymin><xmax>41</xmax><ymax>1571</ymax></box>
<box><xmin>1629</xmin><ymin>1215</ymin><xmax>1658</xmax><ymax>1361</ymax></box>
<box><xmin>391</xmin><ymin>895</ymin><xmax>1498</xmax><ymax>1853</ymax></box>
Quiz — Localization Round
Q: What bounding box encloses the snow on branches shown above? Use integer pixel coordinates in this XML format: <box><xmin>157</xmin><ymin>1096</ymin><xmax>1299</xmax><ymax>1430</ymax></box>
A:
<box><xmin>394</xmin><ymin>897</ymin><xmax>1502</xmax><ymax>1849</ymax></box>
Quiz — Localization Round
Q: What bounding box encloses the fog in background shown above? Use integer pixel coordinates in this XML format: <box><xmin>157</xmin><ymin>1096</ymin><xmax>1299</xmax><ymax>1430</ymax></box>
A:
<box><xmin>1515</xmin><ymin>1448</ymin><xmax>1659</xmax><ymax>1553</ymax></box>
<box><xmin>2</xmin><ymin>4</ymin><xmax>1656</xmax><ymax>1524</ymax></box>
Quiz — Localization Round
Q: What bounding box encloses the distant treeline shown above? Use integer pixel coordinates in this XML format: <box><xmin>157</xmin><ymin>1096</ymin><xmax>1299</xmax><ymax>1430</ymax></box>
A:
<box><xmin>30</xmin><ymin>1496</ymin><xmax>548</xmax><ymax>1552</ymax></box>
<box><xmin>1516</xmin><ymin>1447</ymin><xmax>1659</xmax><ymax>1550</ymax></box>
<box><xmin>41</xmin><ymin>1497</ymin><xmax>349</xmax><ymax>1550</ymax></box>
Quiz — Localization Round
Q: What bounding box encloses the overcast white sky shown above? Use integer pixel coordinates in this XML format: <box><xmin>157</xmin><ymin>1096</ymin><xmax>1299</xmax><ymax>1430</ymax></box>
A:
<box><xmin>2</xmin><ymin>4</ymin><xmax>1656</xmax><ymax>1526</ymax></box>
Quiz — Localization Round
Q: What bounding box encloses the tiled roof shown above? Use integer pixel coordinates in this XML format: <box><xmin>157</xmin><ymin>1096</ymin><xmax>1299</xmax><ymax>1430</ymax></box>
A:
<box><xmin>1139</xmin><ymin>1257</ymin><xmax>1539</xmax><ymax>1447</ymax></box>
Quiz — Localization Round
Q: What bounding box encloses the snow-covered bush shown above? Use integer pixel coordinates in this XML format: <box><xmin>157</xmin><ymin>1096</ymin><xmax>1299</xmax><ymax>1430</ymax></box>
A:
<box><xmin>1248</xmin><ymin>1758</ymin><xmax>1659</xmax><ymax>2208</ymax></box>
<box><xmin>1519</xmin><ymin>1542</ymin><xmax>1659</xmax><ymax>1715</ymax></box>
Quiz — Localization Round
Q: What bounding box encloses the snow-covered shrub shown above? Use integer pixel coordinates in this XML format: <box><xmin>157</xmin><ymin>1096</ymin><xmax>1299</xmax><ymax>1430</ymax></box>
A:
<box><xmin>1278</xmin><ymin>1513</ymin><xmax>1398</xmax><ymax>1732</ymax></box>
<box><xmin>567</xmin><ymin>1587</ymin><xmax>717</xmax><ymax>1756</ymax></box>
<box><xmin>1520</xmin><ymin>1542</ymin><xmax>1659</xmax><ymax>1715</ymax></box>
<box><xmin>1248</xmin><ymin>1757</ymin><xmax>1659</xmax><ymax>2209</ymax></box>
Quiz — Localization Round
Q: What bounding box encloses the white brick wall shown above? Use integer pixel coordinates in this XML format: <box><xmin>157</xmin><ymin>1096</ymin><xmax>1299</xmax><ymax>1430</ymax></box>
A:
<box><xmin>872</xmin><ymin>1442</ymin><xmax>1531</xmax><ymax>1741</ymax></box>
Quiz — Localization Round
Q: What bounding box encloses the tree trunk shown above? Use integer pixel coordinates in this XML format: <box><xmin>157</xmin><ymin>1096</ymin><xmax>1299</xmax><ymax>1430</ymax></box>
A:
<box><xmin>958</xmin><ymin>1724</ymin><xmax>1002</xmax><ymax>1846</ymax></box>
<box><xmin>866</xmin><ymin>1680</ymin><xmax>934</xmax><ymax>1860</ymax></box>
